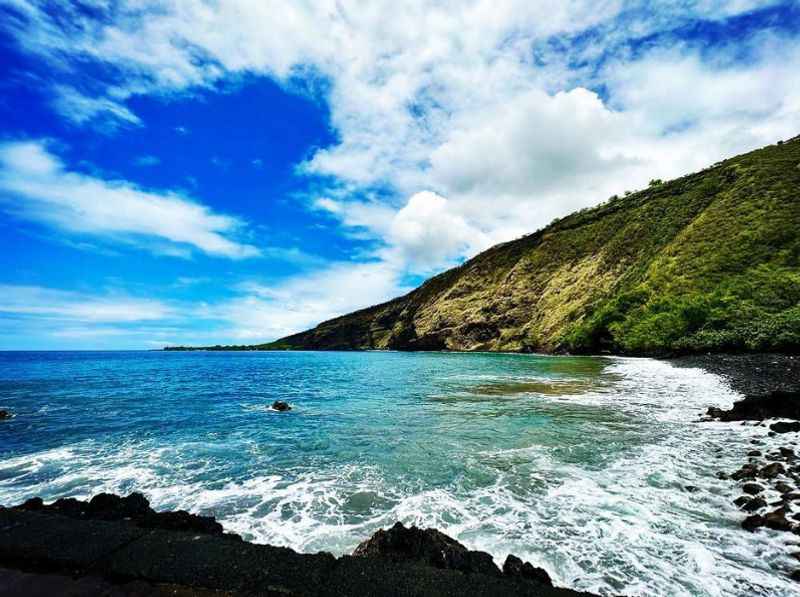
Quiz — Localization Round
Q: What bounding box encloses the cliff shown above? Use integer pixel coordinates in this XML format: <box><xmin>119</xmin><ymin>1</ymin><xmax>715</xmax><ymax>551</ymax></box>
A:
<box><xmin>180</xmin><ymin>135</ymin><xmax>800</xmax><ymax>355</ymax></box>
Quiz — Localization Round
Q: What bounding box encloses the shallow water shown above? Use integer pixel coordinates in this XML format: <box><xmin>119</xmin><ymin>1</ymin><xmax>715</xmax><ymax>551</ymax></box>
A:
<box><xmin>0</xmin><ymin>350</ymin><xmax>797</xmax><ymax>596</ymax></box>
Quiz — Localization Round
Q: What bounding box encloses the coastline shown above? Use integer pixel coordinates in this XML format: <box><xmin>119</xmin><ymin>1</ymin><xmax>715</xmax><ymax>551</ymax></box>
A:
<box><xmin>0</xmin><ymin>494</ymin><xmax>595</xmax><ymax>597</ymax></box>
<box><xmin>3</xmin><ymin>352</ymin><xmax>800</xmax><ymax>595</ymax></box>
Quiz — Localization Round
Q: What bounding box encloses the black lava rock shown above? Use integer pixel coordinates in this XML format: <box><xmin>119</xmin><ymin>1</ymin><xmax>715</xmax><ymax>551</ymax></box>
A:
<box><xmin>272</xmin><ymin>400</ymin><xmax>292</xmax><ymax>412</ymax></box>
<box><xmin>772</xmin><ymin>422</ymin><xmax>800</xmax><ymax>434</ymax></box>
<box><xmin>502</xmin><ymin>554</ymin><xmax>552</xmax><ymax>586</ymax></box>
<box><xmin>353</xmin><ymin>522</ymin><xmax>501</xmax><ymax>578</ymax></box>
<box><xmin>0</xmin><ymin>409</ymin><xmax>11</xmax><ymax>420</ymax></box>
<box><xmin>742</xmin><ymin>483</ymin><xmax>764</xmax><ymax>495</ymax></box>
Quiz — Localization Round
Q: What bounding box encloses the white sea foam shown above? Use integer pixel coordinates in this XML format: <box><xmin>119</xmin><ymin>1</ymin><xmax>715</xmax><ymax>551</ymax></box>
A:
<box><xmin>1</xmin><ymin>357</ymin><xmax>798</xmax><ymax>595</ymax></box>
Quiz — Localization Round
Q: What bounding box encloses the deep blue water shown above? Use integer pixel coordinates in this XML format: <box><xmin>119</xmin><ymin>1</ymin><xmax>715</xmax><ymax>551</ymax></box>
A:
<box><xmin>0</xmin><ymin>351</ymin><xmax>796</xmax><ymax>596</ymax></box>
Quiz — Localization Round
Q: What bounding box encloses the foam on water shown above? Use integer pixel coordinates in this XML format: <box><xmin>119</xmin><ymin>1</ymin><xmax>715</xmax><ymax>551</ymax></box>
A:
<box><xmin>0</xmin><ymin>352</ymin><xmax>798</xmax><ymax>596</ymax></box>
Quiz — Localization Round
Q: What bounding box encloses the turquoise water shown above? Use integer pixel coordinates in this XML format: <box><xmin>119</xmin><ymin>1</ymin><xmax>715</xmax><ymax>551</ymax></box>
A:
<box><xmin>0</xmin><ymin>351</ymin><xmax>797</xmax><ymax>596</ymax></box>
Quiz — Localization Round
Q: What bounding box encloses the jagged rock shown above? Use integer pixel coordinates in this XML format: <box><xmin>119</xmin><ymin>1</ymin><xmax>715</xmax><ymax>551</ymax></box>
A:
<box><xmin>352</xmin><ymin>522</ymin><xmax>501</xmax><ymax>577</ymax></box>
<box><xmin>731</xmin><ymin>464</ymin><xmax>758</xmax><ymax>480</ymax></box>
<box><xmin>707</xmin><ymin>391</ymin><xmax>800</xmax><ymax>422</ymax></box>
<box><xmin>759</xmin><ymin>463</ymin><xmax>786</xmax><ymax>479</ymax></box>
<box><xmin>764</xmin><ymin>508</ymin><xmax>793</xmax><ymax>532</ymax></box>
<box><xmin>742</xmin><ymin>514</ymin><xmax>765</xmax><ymax>532</ymax></box>
<box><xmin>772</xmin><ymin>422</ymin><xmax>800</xmax><ymax>434</ymax></box>
<box><xmin>272</xmin><ymin>400</ymin><xmax>292</xmax><ymax>412</ymax></box>
<box><xmin>742</xmin><ymin>483</ymin><xmax>764</xmax><ymax>495</ymax></box>
<box><xmin>88</xmin><ymin>492</ymin><xmax>151</xmax><ymax>519</ymax></box>
<box><xmin>12</xmin><ymin>493</ymin><xmax>226</xmax><ymax>537</ymax></box>
<box><xmin>734</xmin><ymin>496</ymin><xmax>766</xmax><ymax>512</ymax></box>
<box><xmin>502</xmin><ymin>554</ymin><xmax>552</xmax><ymax>586</ymax></box>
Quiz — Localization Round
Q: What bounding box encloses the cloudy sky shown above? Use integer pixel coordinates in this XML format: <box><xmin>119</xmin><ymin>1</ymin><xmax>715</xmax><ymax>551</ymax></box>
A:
<box><xmin>0</xmin><ymin>0</ymin><xmax>798</xmax><ymax>349</ymax></box>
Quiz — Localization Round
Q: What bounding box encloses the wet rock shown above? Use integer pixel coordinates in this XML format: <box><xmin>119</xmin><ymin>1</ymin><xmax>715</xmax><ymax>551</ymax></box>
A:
<box><xmin>271</xmin><ymin>400</ymin><xmax>292</xmax><ymax>412</ymax></box>
<box><xmin>764</xmin><ymin>507</ymin><xmax>793</xmax><ymax>532</ymax></box>
<box><xmin>353</xmin><ymin>521</ymin><xmax>501</xmax><ymax>577</ymax></box>
<box><xmin>139</xmin><ymin>510</ymin><xmax>224</xmax><ymax>535</ymax></box>
<box><xmin>502</xmin><ymin>554</ymin><xmax>552</xmax><ymax>586</ymax></box>
<box><xmin>742</xmin><ymin>483</ymin><xmax>764</xmax><ymax>495</ymax></box>
<box><xmin>716</xmin><ymin>471</ymin><xmax>729</xmax><ymax>480</ymax></box>
<box><xmin>747</xmin><ymin>450</ymin><xmax>762</xmax><ymax>457</ymax></box>
<box><xmin>784</xmin><ymin>493</ymin><xmax>800</xmax><ymax>501</ymax></box>
<box><xmin>706</xmin><ymin>390</ymin><xmax>800</xmax><ymax>422</ymax></box>
<box><xmin>734</xmin><ymin>496</ymin><xmax>767</xmax><ymax>512</ymax></box>
<box><xmin>772</xmin><ymin>422</ymin><xmax>800</xmax><ymax>434</ymax></box>
<box><xmin>18</xmin><ymin>497</ymin><xmax>44</xmax><ymax>510</ymax></box>
<box><xmin>759</xmin><ymin>463</ymin><xmax>786</xmax><ymax>479</ymax></box>
<box><xmin>791</xmin><ymin>570</ymin><xmax>800</xmax><ymax>582</ymax></box>
<box><xmin>782</xmin><ymin>447</ymin><xmax>798</xmax><ymax>460</ymax></box>
<box><xmin>776</xmin><ymin>482</ymin><xmax>794</xmax><ymax>494</ymax></box>
<box><xmin>750</xmin><ymin>439</ymin><xmax>763</xmax><ymax>445</ymax></box>
<box><xmin>742</xmin><ymin>514</ymin><xmax>765</xmax><ymax>532</ymax></box>
<box><xmin>88</xmin><ymin>492</ymin><xmax>151</xmax><ymax>519</ymax></box>
<box><xmin>684</xmin><ymin>486</ymin><xmax>699</xmax><ymax>493</ymax></box>
<box><xmin>731</xmin><ymin>464</ymin><xmax>758</xmax><ymax>480</ymax></box>
<box><xmin>770</xmin><ymin>432</ymin><xmax>777</xmax><ymax>437</ymax></box>
<box><xmin>0</xmin><ymin>409</ymin><xmax>11</xmax><ymax>420</ymax></box>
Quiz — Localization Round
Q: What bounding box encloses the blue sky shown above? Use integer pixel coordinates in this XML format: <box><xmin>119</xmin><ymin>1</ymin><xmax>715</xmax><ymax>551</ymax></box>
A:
<box><xmin>0</xmin><ymin>0</ymin><xmax>798</xmax><ymax>349</ymax></box>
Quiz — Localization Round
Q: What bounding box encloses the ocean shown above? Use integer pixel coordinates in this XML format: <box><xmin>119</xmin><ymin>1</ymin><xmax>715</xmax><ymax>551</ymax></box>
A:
<box><xmin>0</xmin><ymin>350</ymin><xmax>796</xmax><ymax>596</ymax></box>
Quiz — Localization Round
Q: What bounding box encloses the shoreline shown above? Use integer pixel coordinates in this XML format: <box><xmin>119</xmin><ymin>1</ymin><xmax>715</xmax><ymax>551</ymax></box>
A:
<box><xmin>3</xmin><ymin>353</ymin><xmax>800</xmax><ymax>594</ymax></box>
<box><xmin>0</xmin><ymin>494</ymin><xmax>595</xmax><ymax>597</ymax></box>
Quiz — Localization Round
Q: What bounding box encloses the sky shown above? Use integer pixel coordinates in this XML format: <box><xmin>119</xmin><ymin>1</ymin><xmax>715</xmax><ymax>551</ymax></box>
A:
<box><xmin>0</xmin><ymin>1</ymin><xmax>798</xmax><ymax>349</ymax></box>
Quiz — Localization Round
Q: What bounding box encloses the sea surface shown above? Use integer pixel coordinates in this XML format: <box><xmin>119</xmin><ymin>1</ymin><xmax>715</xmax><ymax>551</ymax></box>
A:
<box><xmin>0</xmin><ymin>350</ymin><xmax>797</xmax><ymax>596</ymax></box>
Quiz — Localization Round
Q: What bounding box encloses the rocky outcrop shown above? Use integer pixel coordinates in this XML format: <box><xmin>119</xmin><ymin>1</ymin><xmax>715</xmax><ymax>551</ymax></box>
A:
<box><xmin>706</xmin><ymin>390</ymin><xmax>800</xmax><ymax>423</ymax></box>
<box><xmin>0</xmin><ymin>493</ymin><xmax>597</xmax><ymax>597</ymax></box>
<box><xmin>352</xmin><ymin>521</ymin><xmax>552</xmax><ymax>586</ymax></box>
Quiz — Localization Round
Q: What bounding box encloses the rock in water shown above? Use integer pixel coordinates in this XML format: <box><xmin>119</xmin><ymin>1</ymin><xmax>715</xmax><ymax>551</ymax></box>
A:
<box><xmin>0</xmin><ymin>409</ymin><xmax>10</xmax><ymax>420</ymax></box>
<box><xmin>742</xmin><ymin>483</ymin><xmax>765</xmax><ymax>495</ymax></box>
<box><xmin>759</xmin><ymin>463</ymin><xmax>786</xmax><ymax>479</ymax></box>
<box><xmin>272</xmin><ymin>400</ymin><xmax>292</xmax><ymax>412</ymax></box>
<box><xmin>771</xmin><ymin>421</ymin><xmax>800</xmax><ymax>434</ymax></box>
<box><xmin>353</xmin><ymin>522</ymin><xmax>501</xmax><ymax>577</ymax></box>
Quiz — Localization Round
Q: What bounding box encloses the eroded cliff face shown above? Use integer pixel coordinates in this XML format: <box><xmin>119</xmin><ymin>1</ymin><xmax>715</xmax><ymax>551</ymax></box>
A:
<box><xmin>265</xmin><ymin>135</ymin><xmax>800</xmax><ymax>355</ymax></box>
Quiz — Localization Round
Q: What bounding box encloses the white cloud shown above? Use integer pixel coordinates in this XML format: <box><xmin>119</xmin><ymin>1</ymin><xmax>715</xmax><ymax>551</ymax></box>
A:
<box><xmin>0</xmin><ymin>285</ymin><xmax>171</xmax><ymax>323</ymax></box>
<box><xmin>51</xmin><ymin>85</ymin><xmax>142</xmax><ymax>129</ymax></box>
<box><xmin>0</xmin><ymin>140</ymin><xmax>260</xmax><ymax>259</ymax></box>
<box><xmin>205</xmin><ymin>261</ymin><xmax>408</xmax><ymax>340</ymax></box>
<box><xmin>3</xmin><ymin>0</ymin><xmax>799</xmax><ymax>337</ymax></box>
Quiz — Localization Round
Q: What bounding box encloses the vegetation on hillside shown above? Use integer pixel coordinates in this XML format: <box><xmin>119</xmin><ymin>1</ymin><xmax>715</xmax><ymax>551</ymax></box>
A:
<box><xmin>171</xmin><ymin>136</ymin><xmax>800</xmax><ymax>356</ymax></box>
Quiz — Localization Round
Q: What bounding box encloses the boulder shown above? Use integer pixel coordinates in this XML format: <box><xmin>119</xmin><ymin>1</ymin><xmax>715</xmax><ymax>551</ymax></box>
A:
<box><xmin>731</xmin><ymin>464</ymin><xmax>758</xmax><ymax>480</ymax></box>
<box><xmin>764</xmin><ymin>508</ymin><xmax>793</xmax><ymax>532</ymax></box>
<box><xmin>742</xmin><ymin>483</ymin><xmax>764</xmax><ymax>495</ymax></box>
<box><xmin>742</xmin><ymin>514</ymin><xmax>765</xmax><ymax>532</ymax></box>
<box><xmin>759</xmin><ymin>463</ymin><xmax>786</xmax><ymax>479</ymax></box>
<box><xmin>747</xmin><ymin>450</ymin><xmax>762</xmax><ymax>457</ymax></box>
<box><xmin>353</xmin><ymin>522</ymin><xmax>501</xmax><ymax>577</ymax></box>
<box><xmin>772</xmin><ymin>422</ymin><xmax>800</xmax><ymax>434</ymax></box>
<box><xmin>502</xmin><ymin>554</ymin><xmax>552</xmax><ymax>586</ymax></box>
<box><xmin>707</xmin><ymin>390</ymin><xmax>800</xmax><ymax>422</ymax></box>
<box><xmin>776</xmin><ymin>482</ymin><xmax>794</xmax><ymax>494</ymax></box>
<box><xmin>734</xmin><ymin>496</ymin><xmax>766</xmax><ymax>512</ymax></box>
<box><xmin>272</xmin><ymin>400</ymin><xmax>292</xmax><ymax>412</ymax></box>
<box><xmin>0</xmin><ymin>409</ymin><xmax>10</xmax><ymax>420</ymax></box>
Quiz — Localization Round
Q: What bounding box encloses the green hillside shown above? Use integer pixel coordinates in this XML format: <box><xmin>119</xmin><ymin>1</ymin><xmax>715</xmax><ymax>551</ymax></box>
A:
<box><xmin>184</xmin><ymin>135</ymin><xmax>800</xmax><ymax>356</ymax></box>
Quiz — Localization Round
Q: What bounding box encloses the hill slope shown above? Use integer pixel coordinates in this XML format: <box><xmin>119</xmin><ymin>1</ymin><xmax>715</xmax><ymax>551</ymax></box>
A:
<box><xmin>202</xmin><ymin>136</ymin><xmax>800</xmax><ymax>355</ymax></box>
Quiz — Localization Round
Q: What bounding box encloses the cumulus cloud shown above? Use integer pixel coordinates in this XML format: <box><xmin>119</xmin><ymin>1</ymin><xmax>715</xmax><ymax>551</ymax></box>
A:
<box><xmin>0</xmin><ymin>140</ymin><xmax>260</xmax><ymax>259</ymax></box>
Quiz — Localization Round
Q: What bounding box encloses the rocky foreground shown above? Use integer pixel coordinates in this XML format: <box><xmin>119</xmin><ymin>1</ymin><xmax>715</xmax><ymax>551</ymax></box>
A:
<box><xmin>0</xmin><ymin>493</ymin><xmax>596</xmax><ymax>597</ymax></box>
